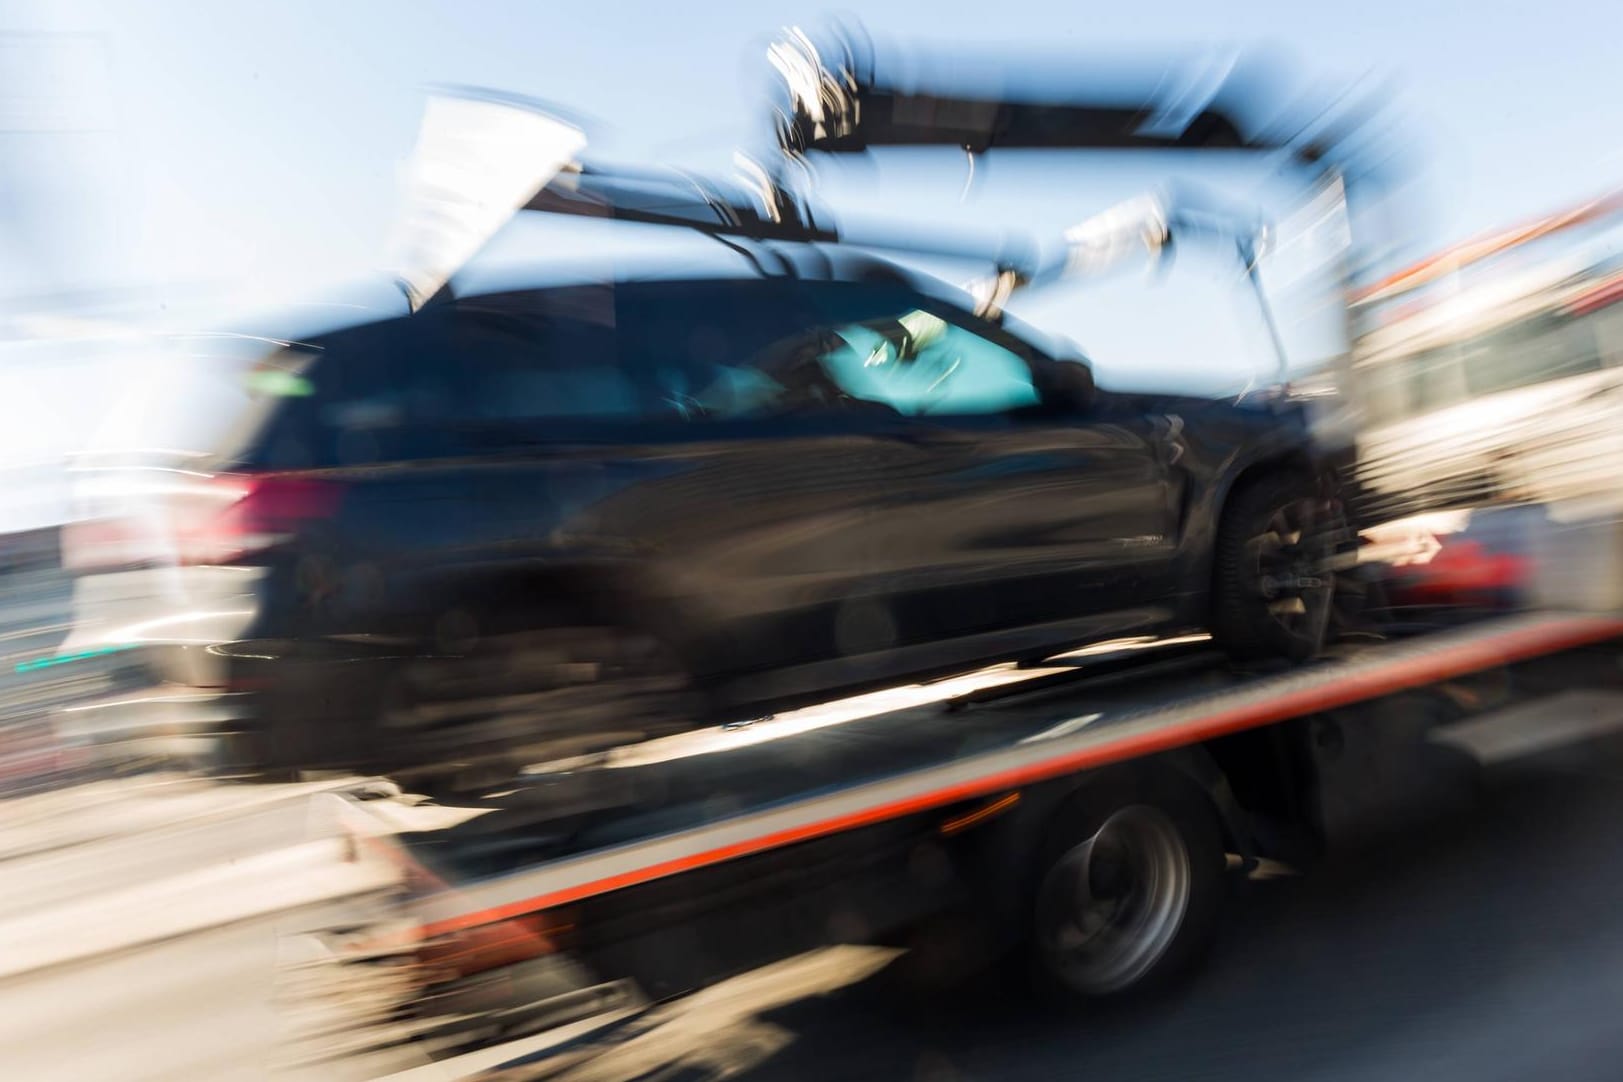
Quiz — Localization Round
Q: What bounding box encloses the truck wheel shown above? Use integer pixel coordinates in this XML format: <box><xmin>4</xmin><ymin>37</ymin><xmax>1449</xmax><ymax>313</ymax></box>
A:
<box><xmin>1211</xmin><ymin>472</ymin><xmax>1335</xmax><ymax>662</ymax></box>
<box><xmin>1030</xmin><ymin>782</ymin><xmax>1224</xmax><ymax>1000</ymax></box>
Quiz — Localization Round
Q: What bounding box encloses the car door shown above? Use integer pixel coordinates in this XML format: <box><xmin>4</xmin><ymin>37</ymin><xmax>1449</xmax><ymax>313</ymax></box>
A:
<box><xmin>430</xmin><ymin>280</ymin><xmax>903</xmax><ymax>687</ymax></box>
<box><xmin>798</xmin><ymin>281</ymin><xmax>1182</xmax><ymax>652</ymax></box>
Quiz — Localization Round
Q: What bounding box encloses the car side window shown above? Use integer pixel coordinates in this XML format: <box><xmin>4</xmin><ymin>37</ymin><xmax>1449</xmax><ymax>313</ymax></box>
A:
<box><xmin>449</xmin><ymin>288</ymin><xmax>642</xmax><ymax>422</ymax></box>
<box><xmin>386</xmin><ymin>282</ymin><xmax>872</xmax><ymax>432</ymax></box>
<box><xmin>618</xmin><ymin>281</ymin><xmax>876</xmax><ymax>423</ymax></box>
<box><xmin>274</xmin><ymin>281</ymin><xmax>1044</xmax><ymax>459</ymax></box>
<box><xmin>804</xmin><ymin>287</ymin><xmax>1041</xmax><ymax>417</ymax></box>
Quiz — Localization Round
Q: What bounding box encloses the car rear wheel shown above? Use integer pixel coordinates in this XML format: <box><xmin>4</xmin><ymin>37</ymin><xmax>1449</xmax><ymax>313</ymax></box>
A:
<box><xmin>1211</xmin><ymin>472</ymin><xmax>1337</xmax><ymax>663</ymax></box>
<box><xmin>377</xmin><ymin>619</ymin><xmax>701</xmax><ymax>786</ymax></box>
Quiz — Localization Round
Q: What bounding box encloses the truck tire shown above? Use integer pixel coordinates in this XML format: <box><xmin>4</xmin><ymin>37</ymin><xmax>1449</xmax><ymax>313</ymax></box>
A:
<box><xmin>1029</xmin><ymin>778</ymin><xmax>1225</xmax><ymax>1001</ymax></box>
<box><xmin>1211</xmin><ymin>471</ymin><xmax>1335</xmax><ymax>663</ymax></box>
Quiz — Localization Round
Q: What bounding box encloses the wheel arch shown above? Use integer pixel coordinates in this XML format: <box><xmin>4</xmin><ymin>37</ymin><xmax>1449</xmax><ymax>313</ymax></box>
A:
<box><xmin>961</xmin><ymin>746</ymin><xmax>1257</xmax><ymax>924</ymax></box>
<box><xmin>1188</xmin><ymin>445</ymin><xmax>1334</xmax><ymax>618</ymax></box>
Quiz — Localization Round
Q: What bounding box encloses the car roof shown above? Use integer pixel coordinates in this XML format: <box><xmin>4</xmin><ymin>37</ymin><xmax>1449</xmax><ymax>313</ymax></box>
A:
<box><xmin>198</xmin><ymin>231</ymin><xmax>1076</xmax><ymax>360</ymax></box>
<box><xmin>447</xmin><ymin>244</ymin><xmax>1088</xmax><ymax>360</ymax></box>
<box><xmin>447</xmin><ymin>236</ymin><xmax>954</xmax><ymax>301</ymax></box>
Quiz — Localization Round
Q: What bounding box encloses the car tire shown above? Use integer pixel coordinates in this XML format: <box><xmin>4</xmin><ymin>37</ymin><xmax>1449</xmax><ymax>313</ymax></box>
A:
<box><xmin>1029</xmin><ymin>777</ymin><xmax>1225</xmax><ymax>1002</ymax></box>
<box><xmin>1211</xmin><ymin>471</ymin><xmax>1336</xmax><ymax>663</ymax></box>
<box><xmin>377</xmin><ymin>618</ymin><xmax>702</xmax><ymax>786</ymax></box>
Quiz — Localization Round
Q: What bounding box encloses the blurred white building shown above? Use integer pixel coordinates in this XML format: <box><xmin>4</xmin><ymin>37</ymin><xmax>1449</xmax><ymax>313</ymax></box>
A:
<box><xmin>1345</xmin><ymin>190</ymin><xmax>1623</xmax><ymax>523</ymax></box>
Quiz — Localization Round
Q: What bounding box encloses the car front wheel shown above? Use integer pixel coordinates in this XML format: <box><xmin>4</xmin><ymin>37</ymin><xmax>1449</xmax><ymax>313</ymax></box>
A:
<box><xmin>1211</xmin><ymin>472</ymin><xmax>1337</xmax><ymax>663</ymax></box>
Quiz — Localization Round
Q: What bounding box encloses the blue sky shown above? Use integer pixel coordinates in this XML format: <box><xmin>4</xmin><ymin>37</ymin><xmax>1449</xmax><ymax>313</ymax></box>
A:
<box><xmin>2</xmin><ymin>0</ymin><xmax>1620</xmax><ymax>391</ymax></box>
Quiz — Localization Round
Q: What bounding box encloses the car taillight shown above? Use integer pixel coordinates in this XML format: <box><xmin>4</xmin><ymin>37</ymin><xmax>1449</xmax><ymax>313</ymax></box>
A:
<box><xmin>175</xmin><ymin>474</ymin><xmax>344</xmax><ymax>565</ymax></box>
<box><xmin>62</xmin><ymin>473</ymin><xmax>343</xmax><ymax>570</ymax></box>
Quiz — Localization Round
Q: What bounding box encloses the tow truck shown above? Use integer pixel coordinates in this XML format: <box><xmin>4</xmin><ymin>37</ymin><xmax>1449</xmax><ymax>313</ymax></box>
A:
<box><xmin>266</xmin><ymin>26</ymin><xmax>1623</xmax><ymax>1075</ymax></box>
<box><xmin>286</xmin><ymin>605</ymin><xmax>1623</xmax><ymax>1076</ymax></box>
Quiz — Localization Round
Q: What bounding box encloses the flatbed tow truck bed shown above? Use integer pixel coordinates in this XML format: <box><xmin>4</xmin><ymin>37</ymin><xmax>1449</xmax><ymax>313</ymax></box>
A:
<box><xmin>306</xmin><ymin>609</ymin><xmax>1623</xmax><ymax>1074</ymax></box>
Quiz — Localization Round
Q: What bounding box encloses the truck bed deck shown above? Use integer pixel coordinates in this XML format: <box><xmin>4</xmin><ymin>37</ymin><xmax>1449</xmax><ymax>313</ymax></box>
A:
<box><xmin>380</xmin><ymin>610</ymin><xmax>1623</xmax><ymax>937</ymax></box>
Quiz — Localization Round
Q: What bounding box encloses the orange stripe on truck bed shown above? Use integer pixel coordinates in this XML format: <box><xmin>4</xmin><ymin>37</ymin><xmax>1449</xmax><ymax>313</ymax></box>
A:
<box><xmin>419</xmin><ymin>614</ymin><xmax>1623</xmax><ymax>939</ymax></box>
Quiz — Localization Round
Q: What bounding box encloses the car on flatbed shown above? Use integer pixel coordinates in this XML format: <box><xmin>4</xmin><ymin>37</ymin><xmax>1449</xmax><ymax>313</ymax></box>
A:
<box><xmin>53</xmin><ymin>238</ymin><xmax>1338</xmax><ymax>777</ymax></box>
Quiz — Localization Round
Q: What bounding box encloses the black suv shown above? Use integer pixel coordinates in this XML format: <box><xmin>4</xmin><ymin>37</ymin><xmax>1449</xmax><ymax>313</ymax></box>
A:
<box><xmin>56</xmin><ymin>245</ymin><xmax>1334</xmax><ymax>776</ymax></box>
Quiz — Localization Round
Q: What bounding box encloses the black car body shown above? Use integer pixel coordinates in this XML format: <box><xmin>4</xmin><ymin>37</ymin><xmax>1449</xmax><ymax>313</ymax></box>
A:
<box><xmin>54</xmin><ymin>243</ymin><xmax>1331</xmax><ymax>775</ymax></box>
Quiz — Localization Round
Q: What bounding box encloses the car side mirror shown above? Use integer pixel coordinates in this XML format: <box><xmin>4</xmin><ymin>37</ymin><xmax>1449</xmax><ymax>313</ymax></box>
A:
<box><xmin>1039</xmin><ymin>359</ymin><xmax>1095</xmax><ymax>412</ymax></box>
